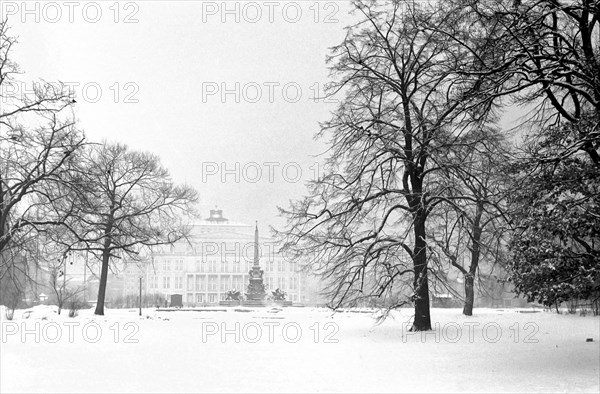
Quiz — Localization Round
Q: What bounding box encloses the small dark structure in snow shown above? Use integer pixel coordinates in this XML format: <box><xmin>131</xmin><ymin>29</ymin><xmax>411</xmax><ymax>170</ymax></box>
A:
<box><xmin>170</xmin><ymin>294</ymin><xmax>183</xmax><ymax>308</ymax></box>
<box><xmin>431</xmin><ymin>293</ymin><xmax>461</xmax><ymax>308</ymax></box>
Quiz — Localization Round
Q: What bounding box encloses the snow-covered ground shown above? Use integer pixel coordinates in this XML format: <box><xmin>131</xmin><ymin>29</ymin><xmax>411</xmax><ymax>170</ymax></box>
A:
<box><xmin>1</xmin><ymin>305</ymin><xmax>598</xmax><ymax>393</ymax></box>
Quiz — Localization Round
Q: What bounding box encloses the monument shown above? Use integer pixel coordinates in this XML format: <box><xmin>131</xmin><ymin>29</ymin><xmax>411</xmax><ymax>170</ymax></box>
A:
<box><xmin>219</xmin><ymin>221</ymin><xmax>292</xmax><ymax>307</ymax></box>
<box><xmin>245</xmin><ymin>222</ymin><xmax>267</xmax><ymax>305</ymax></box>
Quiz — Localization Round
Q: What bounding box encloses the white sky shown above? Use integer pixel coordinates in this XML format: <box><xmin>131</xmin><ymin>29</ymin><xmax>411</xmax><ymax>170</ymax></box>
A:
<box><xmin>3</xmin><ymin>1</ymin><xmax>355</xmax><ymax>230</ymax></box>
<box><xmin>2</xmin><ymin>1</ymin><xmax>524</xmax><ymax>231</ymax></box>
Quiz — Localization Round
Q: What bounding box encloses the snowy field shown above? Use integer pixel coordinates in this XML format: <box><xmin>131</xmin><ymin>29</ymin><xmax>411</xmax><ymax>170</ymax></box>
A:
<box><xmin>1</xmin><ymin>305</ymin><xmax>598</xmax><ymax>393</ymax></box>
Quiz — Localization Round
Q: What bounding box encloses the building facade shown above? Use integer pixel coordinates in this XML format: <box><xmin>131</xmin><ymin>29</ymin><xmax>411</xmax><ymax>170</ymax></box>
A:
<box><xmin>123</xmin><ymin>210</ymin><xmax>318</xmax><ymax>306</ymax></box>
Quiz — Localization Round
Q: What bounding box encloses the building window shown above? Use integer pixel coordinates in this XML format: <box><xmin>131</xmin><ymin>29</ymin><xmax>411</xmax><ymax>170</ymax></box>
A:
<box><xmin>163</xmin><ymin>276</ymin><xmax>170</xmax><ymax>289</ymax></box>
<box><xmin>276</xmin><ymin>277</ymin><xmax>287</xmax><ymax>290</ymax></box>
<box><xmin>208</xmin><ymin>276</ymin><xmax>218</xmax><ymax>291</ymax></box>
<box><xmin>187</xmin><ymin>275</ymin><xmax>194</xmax><ymax>291</ymax></box>
<box><xmin>196</xmin><ymin>293</ymin><xmax>204</xmax><ymax>303</ymax></box>
<box><xmin>208</xmin><ymin>294</ymin><xmax>216</xmax><ymax>303</ymax></box>
<box><xmin>232</xmin><ymin>275</ymin><xmax>244</xmax><ymax>291</ymax></box>
<box><xmin>175</xmin><ymin>276</ymin><xmax>183</xmax><ymax>289</ymax></box>
<box><xmin>277</xmin><ymin>261</ymin><xmax>283</xmax><ymax>272</ymax></box>
<box><xmin>220</xmin><ymin>276</ymin><xmax>230</xmax><ymax>291</ymax></box>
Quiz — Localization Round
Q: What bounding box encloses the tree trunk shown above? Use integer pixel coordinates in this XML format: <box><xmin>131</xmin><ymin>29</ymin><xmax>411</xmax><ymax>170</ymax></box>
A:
<box><xmin>412</xmin><ymin>214</ymin><xmax>432</xmax><ymax>331</ymax></box>
<box><xmin>94</xmin><ymin>219</ymin><xmax>113</xmax><ymax>316</ymax></box>
<box><xmin>94</xmin><ymin>250</ymin><xmax>110</xmax><ymax>315</ymax></box>
<box><xmin>463</xmin><ymin>274</ymin><xmax>474</xmax><ymax>316</ymax></box>
<box><xmin>463</xmin><ymin>200</ymin><xmax>483</xmax><ymax>316</ymax></box>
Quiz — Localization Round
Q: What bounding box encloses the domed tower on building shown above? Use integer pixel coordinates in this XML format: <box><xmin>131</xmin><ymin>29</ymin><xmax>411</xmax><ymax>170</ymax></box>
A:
<box><xmin>205</xmin><ymin>208</ymin><xmax>228</xmax><ymax>223</ymax></box>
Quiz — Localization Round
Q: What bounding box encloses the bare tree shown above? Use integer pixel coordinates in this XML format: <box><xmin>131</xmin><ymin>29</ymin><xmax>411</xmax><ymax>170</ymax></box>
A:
<box><xmin>53</xmin><ymin>142</ymin><xmax>198</xmax><ymax>315</ymax></box>
<box><xmin>0</xmin><ymin>20</ymin><xmax>85</xmax><ymax>289</ymax></box>
<box><xmin>440</xmin><ymin>0</ymin><xmax>599</xmax><ymax>163</ymax></box>
<box><xmin>438</xmin><ymin>0</ymin><xmax>600</xmax><ymax>308</ymax></box>
<box><xmin>278</xmin><ymin>1</ymin><xmax>496</xmax><ymax>331</ymax></box>
<box><xmin>427</xmin><ymin>128</ymin><xmax>511</xmax><ymax>315</ymax></box>
<box><xmin>47</xmin><ymin>252</ymin><xmax>83</xmax><ymax>315</ymax></box>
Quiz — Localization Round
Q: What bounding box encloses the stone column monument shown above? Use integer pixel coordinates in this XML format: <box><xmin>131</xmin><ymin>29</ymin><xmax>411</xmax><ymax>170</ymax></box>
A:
<box><xmin>245</xmin><ymin>222</ymin><xmax>266</xmax><ymax>303</ymax></box>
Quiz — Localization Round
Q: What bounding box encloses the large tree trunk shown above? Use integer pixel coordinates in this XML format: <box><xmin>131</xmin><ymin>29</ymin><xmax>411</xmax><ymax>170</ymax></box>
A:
<box><xmin>94</xmin><ymin>250</ymin><xmax>110</xmax><ymax>315</ymax></box>
<box><xmin>412</xmin><ymin>214</ymin><xmax>432</xmax><ymax>331</ymax></box>
<box><xmin>94</xmin><ymin>220</ymin><xmax>113</xmax><ymax>316</ymax></box>
<box><xmin>463</xmin><ymin>274</ymin><xmax>475</xmax><ymax>316</ymax></box>
<box><xmin>463</xmin><ymin>201</ymin><xmax>483</xmax><ymax>316</ymax></box>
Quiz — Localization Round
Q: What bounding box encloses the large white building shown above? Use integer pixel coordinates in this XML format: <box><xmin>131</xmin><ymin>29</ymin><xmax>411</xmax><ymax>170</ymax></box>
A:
<box><xmin>122</xmin><ymin>210</ymin><xmax>320</xmax><ymax>306</ymax></box>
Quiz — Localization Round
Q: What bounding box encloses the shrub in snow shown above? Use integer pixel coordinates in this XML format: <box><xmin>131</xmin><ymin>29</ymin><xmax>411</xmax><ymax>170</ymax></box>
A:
<box><xmin>4</xmin><ymin>307</ymin><xmax>14</xmax><ymax>321</ymax></box>
<box><xmin>68</xmin><ymin>298</ymin><xmax>82</xmax><ymax>318</ymax></box>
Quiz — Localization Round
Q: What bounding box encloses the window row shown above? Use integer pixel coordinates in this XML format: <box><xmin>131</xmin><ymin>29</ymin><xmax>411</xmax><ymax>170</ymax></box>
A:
<box><xmin>158</xmin><ymin>259</ymin><xmax>185</xmax><ymax>271</ymax></box>
<box><xmin>148</xmin><ymin>275</ymin><xmax>184</xmax><ymax>290</ymax></box>
<box><xmin>154</xmin><ymin>259</ymin><xmax>299</xmax><ymax>273</ymax></box>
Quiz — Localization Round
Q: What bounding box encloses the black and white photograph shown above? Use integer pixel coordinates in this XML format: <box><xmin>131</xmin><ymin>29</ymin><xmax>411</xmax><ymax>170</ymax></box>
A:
<box><xmin>1</xmin><ymin>1</ymin><xmax>599</xmax><ymax>392</ymax></box>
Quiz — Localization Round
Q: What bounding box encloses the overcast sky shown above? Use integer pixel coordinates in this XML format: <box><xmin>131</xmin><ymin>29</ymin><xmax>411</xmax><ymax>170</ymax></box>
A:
<box><xmin>3</xmin><ymin>1</ymin><xmax>358</xmax><ymax>230</ymax></box>
<box><xmin>3</xmin><ymin>1</ymin><xmax>526</xmax><ymax>233</ymax></box>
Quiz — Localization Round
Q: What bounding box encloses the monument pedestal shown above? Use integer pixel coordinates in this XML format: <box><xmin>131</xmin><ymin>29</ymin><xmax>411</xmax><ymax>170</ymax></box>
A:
<box><xmin>241</xmin><ymin>300</ymin><xmax>269</xmax><ymax>307</ymax></box>
<box><xmin>218</xmin><ymin>300</ymin><xmax>241</xmax><ymax>307</ymax></box>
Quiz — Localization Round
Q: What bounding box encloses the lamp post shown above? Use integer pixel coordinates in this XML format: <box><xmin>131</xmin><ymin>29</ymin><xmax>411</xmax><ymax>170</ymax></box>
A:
<box><xmin>139</xmin><ymin>276</ymin><xmax>142</xmax><ymax>316</ymax></box>
<box><xmin>62</xmin><ymin>251</ymin><xmax>70</xmax><ymax>296</ymax></box>
<box><xmin>83</xmin><ymin>253</ymin><xmax>88</xmax><ymax>304</ymax></box>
